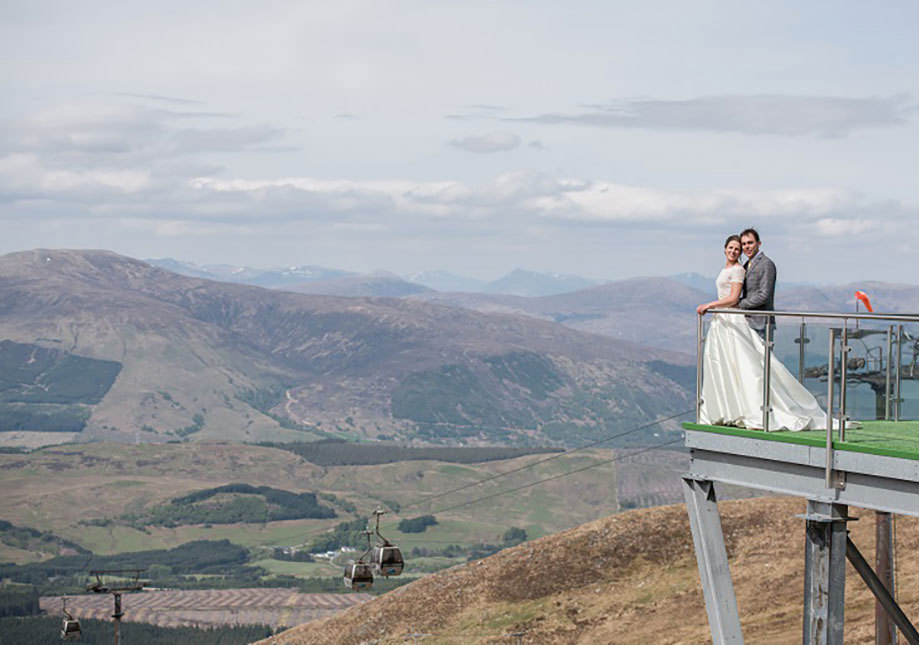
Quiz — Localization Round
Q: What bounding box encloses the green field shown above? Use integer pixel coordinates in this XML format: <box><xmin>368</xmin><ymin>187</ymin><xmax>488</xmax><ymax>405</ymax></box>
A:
<box><xmin>251</xmin><ymin>557</ymin><xmax>337</xmax><ymax>577</ymax></box>
<box><xmin>0</xmin><ymin>441</ymin><xmax>622</xmax><ymax>562</ymax></box>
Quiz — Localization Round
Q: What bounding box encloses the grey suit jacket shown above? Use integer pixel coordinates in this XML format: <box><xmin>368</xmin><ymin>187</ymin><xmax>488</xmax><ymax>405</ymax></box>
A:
<box><xmin>737</xmin><ymin>252</ymin><xmax>776</xmax><ymax>331</ymax></box>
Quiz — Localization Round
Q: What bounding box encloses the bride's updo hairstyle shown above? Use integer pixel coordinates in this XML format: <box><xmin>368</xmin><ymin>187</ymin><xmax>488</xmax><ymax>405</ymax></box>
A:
<box><xmin>724</xmin><ymin>234</ymin><xmax>741</xmax><ymax>248</ymax></box>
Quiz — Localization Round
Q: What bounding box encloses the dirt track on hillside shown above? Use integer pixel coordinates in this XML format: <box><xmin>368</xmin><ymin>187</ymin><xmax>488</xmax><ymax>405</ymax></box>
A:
<box><xmin>259</xmin><ymin>497</ymin><xmax>919</xmax><ymax>644</ymax></box>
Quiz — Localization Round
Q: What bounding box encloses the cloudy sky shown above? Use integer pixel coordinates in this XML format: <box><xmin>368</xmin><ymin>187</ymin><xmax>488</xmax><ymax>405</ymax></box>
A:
<box><xmin>1</xmin><ymin>1</ymin><xmax>917</xmax><ymax>283</ymax></box>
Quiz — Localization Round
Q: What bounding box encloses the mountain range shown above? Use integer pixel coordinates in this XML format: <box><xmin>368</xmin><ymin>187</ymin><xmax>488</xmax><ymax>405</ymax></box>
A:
<box><xmin>0</xmin><ymin>250</ymin><xmax>691</xmax><ymax>447</ymax></box>
<box><xmin>147</xmin><ymin>259</ymin><xmax>601</xmax><ymax>297</ymax></box>
<box><xmin>145</xmin><ymin>258</ymin><xmax>355</xmax><ymax>288</ymax></box>
<box><xmin>413</xmin><ymin>278</ymin><xmax>919</xmax><ymax>352</ymax></box>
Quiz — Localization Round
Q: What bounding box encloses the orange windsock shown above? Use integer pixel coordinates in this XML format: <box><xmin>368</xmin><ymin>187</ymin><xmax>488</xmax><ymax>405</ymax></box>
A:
<box><xmin>855</xmin><ymin>290</ymin><xmax>873</xmax><ymax>312</ymax></box>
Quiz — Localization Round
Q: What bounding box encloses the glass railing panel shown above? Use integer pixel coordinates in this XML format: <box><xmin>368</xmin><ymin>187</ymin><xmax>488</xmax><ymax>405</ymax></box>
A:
<box><xmin>894</xmin><ymin>323</ymin><xmax>919</xmax><ymax>421</ymax></box>
<box><xmin>700</xmin><ymin>310</ymin><xmax>919</xmax><ymax>426</ymax></box>
<box><xmin>789</xmin><ymin>318</ymin><xmax>915</xmax><ymax>423</ymax></box>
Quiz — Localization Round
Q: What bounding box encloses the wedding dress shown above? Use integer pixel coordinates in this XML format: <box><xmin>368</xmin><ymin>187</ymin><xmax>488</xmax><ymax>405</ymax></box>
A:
<box><xmin>699</xmin><ymin>265</ymin><xmax>827</xmax><ymax>431</ymax></box>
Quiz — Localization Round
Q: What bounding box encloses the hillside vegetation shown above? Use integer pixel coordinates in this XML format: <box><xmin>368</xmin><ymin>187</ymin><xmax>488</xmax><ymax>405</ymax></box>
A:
<box><xmin>0</xmin><ymin>340</ymin><xmax>121</xmax><ymax>433</ymax></box>
<box><xmin>261</xmin><ymin>497</ymin><xmax>919</xmax><ymax>644</ymax></box>
<box><xmin>114</xmin><ymin>484</ymin><xmax>337</xmax><ymax>527</ymax></box>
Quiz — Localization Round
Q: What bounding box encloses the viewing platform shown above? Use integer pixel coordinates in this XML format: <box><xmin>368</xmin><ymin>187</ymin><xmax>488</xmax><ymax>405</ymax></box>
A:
<box><xmin>682</xmin><ymin>308</ymin><xmax>919</xmax><ymax>644</ymax></box>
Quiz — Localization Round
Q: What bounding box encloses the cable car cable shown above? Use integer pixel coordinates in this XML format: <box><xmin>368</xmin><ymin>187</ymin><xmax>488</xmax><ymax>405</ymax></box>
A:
<box><xmin>267</xmin><ymin>409</ymin><xmax>692</xmax><ymax>547</ymax></box>
<box><xmin>418</xmin><ymin>438</ymin><xmax>684</xmax><ymax>519</ymax></box>
<box><xmin>393</xmin><ymin>408</ymin><xmax>693</xmax><ymax>515</ymax></box>
<box><xmin>315</xmin><ymin>410</ymin><xmax>688</xmax><ymax>544</ymax></box>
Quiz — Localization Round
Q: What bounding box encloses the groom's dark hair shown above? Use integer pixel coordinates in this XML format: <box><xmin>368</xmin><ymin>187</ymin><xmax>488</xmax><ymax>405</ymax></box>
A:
<box><xmin>740</xmin><ymin>227</ymin><xmax>760</xmax><ymax>242</ymax></box>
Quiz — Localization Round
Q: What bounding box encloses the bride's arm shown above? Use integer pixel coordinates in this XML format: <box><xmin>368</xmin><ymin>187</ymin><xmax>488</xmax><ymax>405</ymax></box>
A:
<box><xmin>696</xmin><ymin>282</ymin><xmax>743</xmax><ymax>315</ymax></box>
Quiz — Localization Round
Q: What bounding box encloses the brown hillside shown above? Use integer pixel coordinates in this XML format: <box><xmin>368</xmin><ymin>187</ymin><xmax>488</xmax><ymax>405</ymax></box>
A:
<box><xmin>260</xmin><ymin>497</ymin><xmax>919</xmax><ymax>644</ymax></box>
<box><xmin>0</xmin><ymin>249</ymin><xmax>690</xmax><ymax>444</ymax></box>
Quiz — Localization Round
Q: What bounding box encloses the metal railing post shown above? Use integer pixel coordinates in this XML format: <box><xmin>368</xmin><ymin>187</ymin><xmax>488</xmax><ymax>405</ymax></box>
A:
<box><xmin>797</xmin><ymin>321</ymin><xmax>807</xmax><ymax>384</ymax></box>
<box><xmin>826</xmin><ymin>328</ymin><xmax>836</xmax><ymax>488</ymax></box>
<box><xmin>762</xmin><ymin>323</ymin><xmax>773</xmax><ymax>432</ymax></box>
<box><xmin>885</xmin><ymin>326</ymin><xmax>892</xmax><ymax>421</ymax></box>
<box><xmin>840</xmin><ymin>323</ymin><xmax>849</xmax><ymax>442</ymax></box>
<box><xmin>895</xmin><ymin>325</ymin><xmax>902</xmax><ymax>422</ymax></box>
<box><xmin>696</xmin><ymin>314</ymin><xmax>704</xmax><ymax>423</ymax></box>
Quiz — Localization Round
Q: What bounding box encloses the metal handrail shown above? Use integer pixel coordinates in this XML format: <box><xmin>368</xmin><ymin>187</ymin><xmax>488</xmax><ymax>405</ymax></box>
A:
<box><xmin>696</xmin><ymin>308</ymin><xmax>916</xmax><ymax>490</ymax></box>
<box><xmin>705</xmin><ymin>308</ymin><xmax>919</xmax><ymax>323</ymax></box>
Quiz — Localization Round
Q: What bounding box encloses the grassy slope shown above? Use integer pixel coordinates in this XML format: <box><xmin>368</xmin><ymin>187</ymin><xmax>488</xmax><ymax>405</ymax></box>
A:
<box><xmin>0</xmin><ymin>442</ymin><xmax>623</xmax><ymax>558</ymax></box>
<box><xmin>261</xmin><ymin>497</ymin><xmax>919</xmax><ymax>645</ymax></box>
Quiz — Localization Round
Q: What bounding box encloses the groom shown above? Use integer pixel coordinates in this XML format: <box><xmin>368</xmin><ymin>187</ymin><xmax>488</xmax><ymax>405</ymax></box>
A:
<box><xmin>737</xmin><ymin>227</ymin><xmax>776</xmax><ymax>340</ymax></box>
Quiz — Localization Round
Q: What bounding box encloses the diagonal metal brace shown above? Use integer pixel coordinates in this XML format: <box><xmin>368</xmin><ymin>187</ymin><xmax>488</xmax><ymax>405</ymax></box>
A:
<box><xmin>682</xmin><ymin>477</ymin><xmax>743</xmax><ymax>644</ymax></box>
<box><xmin>846</xmin><ymin>536</ymin><xmax>919</xmax><ymax>645</ymax></box>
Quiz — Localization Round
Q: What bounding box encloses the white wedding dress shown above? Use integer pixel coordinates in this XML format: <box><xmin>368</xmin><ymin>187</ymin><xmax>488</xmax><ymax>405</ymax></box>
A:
<box><xmin>699</xmin><ymin>265</ymin><xmax>827</xmax><ymax>431</ymax></box>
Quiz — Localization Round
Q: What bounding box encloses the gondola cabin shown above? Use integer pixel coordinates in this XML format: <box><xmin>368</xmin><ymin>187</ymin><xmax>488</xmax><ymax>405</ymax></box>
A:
<box><xmin>343</xmin><ymin>561</ymin><xmax>373</xmax><ymax>591</ymax></box>
<box><xmin>372</xmin><ymin>544</ymin><xmax>404</xmax><ymax>577</ymax></box>
<box><xmin>60</xmin><ymin>615</ymin><xmax>81</xmax><ymax>640</ymax></box>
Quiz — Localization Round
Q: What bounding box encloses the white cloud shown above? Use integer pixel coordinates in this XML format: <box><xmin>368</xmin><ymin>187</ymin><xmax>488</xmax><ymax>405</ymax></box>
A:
<box><xmin>0</xmin><ymin>150</ymin><xmax>892</xmax><ymax>235</ymax></box>
<box><xmin>0</xmin><ymin>102</ymin><xmax>280</xmax><ymax>165</ymax></box>
<box><xmin>814</xmin><ymin>217</ymin><xmax>881</xmax><ymax>237</ymax></box>
<box><xmin>512</xmin><ymin>94</ymin><xmax>917</xmax><ymax>137</ymax></box>
<box><xmin>115</xmin><ymin>217</ymin><xmax>249</xmax><ymax>237</ymax></box>
<box><xmin>448</xmin><ymin>132</ymin><xmax>521</xmax><ymax>153</ymax></box>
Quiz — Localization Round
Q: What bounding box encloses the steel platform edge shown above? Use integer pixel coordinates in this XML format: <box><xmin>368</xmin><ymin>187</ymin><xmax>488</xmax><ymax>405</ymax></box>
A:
<box><xmin>683</xmin><ymin>423</ymin><xmax>919</xmax><ymax>517</ymax></box>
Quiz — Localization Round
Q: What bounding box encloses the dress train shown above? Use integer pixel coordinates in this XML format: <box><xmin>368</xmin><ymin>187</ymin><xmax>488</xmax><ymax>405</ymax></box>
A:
<box><xmin>699</xmin><ymin>313</ymin><xmax>827</xmax><ymax>431</ymax></box>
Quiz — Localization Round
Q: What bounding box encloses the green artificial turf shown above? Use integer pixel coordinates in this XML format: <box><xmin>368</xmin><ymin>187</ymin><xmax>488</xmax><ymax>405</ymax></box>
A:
<box><xmin>683</xmin><ymin>419</ymin><xmax>919</xmax><ymax>461</ymax></box>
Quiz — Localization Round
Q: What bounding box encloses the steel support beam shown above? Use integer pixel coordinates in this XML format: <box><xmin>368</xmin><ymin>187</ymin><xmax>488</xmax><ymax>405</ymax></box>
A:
<box><xmin>682</xmin><ymin>478</ymin><xmax>743</xmax><ymax>644</ymax></box>
<box><xmin>876</xmin><ymin>512</ymin><xmax>897</xmax><ymax>645</ymax></box>
<box><xmin>847</xmin><ymin>535</ymin><xmax>919</xmax><ymax>645</ymax></box>
<box><xmin>802</xmin><ymin>501</ymin><xmax>848</xmax><ymax>645</ymax></box>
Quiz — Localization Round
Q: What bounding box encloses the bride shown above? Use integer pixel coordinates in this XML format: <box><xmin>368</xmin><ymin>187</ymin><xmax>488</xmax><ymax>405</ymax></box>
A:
<box><xmin>696</xmin><ymin>235</ymin><xmax>826</xmax><ymax>431</ymax></box>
